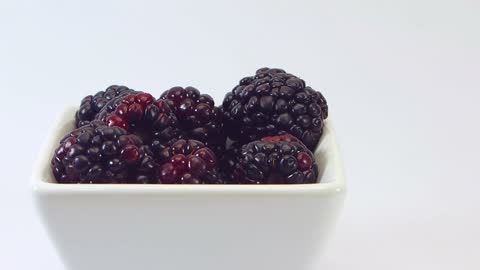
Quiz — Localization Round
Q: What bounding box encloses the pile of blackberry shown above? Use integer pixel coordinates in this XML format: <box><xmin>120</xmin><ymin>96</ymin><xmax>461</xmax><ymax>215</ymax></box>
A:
<box><xmin>53</xmin><ymin>68</ymin><xmax>328</xmax><ymax>184</ymax></box>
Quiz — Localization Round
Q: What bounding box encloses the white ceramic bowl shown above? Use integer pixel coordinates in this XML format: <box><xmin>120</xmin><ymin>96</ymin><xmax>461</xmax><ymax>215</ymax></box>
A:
<box><xmin>32</xmin><ymin>107</ymin><xmax>346</xmax><ymax>270</ymax></box>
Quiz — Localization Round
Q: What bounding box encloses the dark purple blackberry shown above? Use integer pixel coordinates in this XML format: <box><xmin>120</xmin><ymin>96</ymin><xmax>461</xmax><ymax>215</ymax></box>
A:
<box><xmin>101</xmin><ymin>92</ymin><xmax>181</xmax><ymax>154</ymax></box>
<box><xmin>160</xmin><ymin>86</ymin><xmax>225</xmax><ymax>154</ymax></box>
<box><xmin>75</xmin><ymin>85</ymin><xmax>135</xmax><ymax>127</ymax></box>
<box><xmin>222</xmin><ymin>68</ymin><xmax>328</xmax><ymax>150</ymax></box>
<box><xmin>51</xmin><ymin>121</ymin><xmax>158</xmax><ymax>184</ymax></box>
<box><xmin>228</xmin><ymin>134</ymin><xmax>319</xmax><ymax>184</ymax></box>
<box><xmin>156</xmin><ymin>139</ymin><xmax>220</xmax><ymax>184</ymax></box>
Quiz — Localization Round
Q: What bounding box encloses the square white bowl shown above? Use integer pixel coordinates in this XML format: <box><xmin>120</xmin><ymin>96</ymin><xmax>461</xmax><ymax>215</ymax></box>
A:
<box><xmin>32</xmin><ymin>107</ymin><xmax>346</xmax><ymax>270</ymax></box>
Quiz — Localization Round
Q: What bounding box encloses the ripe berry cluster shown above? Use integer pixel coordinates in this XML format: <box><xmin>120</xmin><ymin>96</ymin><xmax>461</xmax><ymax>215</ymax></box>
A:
<box><xmin>52</xmin><ymin>68</ymin><xmax>328</xmax><ymax>184</ymax></box>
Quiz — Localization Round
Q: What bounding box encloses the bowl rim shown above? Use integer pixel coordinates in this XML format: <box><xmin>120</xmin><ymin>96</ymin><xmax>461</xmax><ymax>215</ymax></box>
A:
<box><xmin>31</xmin><ymin>107</ymin><xmax>346</xmax><ymax>196</ymax></box>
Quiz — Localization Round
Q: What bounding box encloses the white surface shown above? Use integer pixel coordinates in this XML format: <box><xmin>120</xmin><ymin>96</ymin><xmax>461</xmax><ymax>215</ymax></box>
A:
<box><xmin>0</xmin><ymin>0</ymin><xmax>479</xmax><ymax>269</ymax></box>
<box><xmin>32</xmin><ymin>108</ymin><xmax>345</xmax><ymax>270</ymax></box>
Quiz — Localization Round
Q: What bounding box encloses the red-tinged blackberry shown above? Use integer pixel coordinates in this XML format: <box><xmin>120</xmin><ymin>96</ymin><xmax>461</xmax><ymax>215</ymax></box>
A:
<box><xmin>75</xmin><ymin>85</ymin><xmax>136</xmax><ymax>128</ymax></box>
<box><xmin>222</xmin><ymin>67</ymin><xmax>328</xmax><ymax>150</ymax></box>
<box><xmin>160</xmin><ymin>86</ymin><xmax>225</xmax><ymax>154</ymax></box>
<box><xmin>51</xmin><ymin>121</ymin><xmax>158</xmax><ymax>184</ymax></box>
<box><xmin>102</xmin><ymin>92</ymin><xmax>181</xmax><ymax>153</ymax></box>
<box><xmin>156</xmin><ymin>139</ymin><xmax>220</xmax><ymax>184</ymax></box>
<box><xmin>230</xmin><ymin>134</ymin><xmax>319</xmax><ymax>184</ymax></box>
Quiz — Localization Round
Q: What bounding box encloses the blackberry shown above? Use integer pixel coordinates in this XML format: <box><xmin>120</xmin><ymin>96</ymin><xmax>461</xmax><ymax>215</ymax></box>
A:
<box><xmin>102</xmin><ymin>92</ymin><xmax>181</xmax><ymax>153</ymax></box>
<box><xmin>222</xmin><ymin>67</ymin><xmax>328</xmax><ymax>150</ymax></box>
<box><xmin>51</xmin><ymin>121</ymin><xmax>158</xmax><ymax>184</ymax></box>
<box><xmin>229</xmin><ymin>134</ymin><xmax>319</xmax><ymax>184</ymax></box>
<box><xmin>160</xmin><ymin>86</ymin><xmax>225</xmax><ymax>154</ymax></box>
<box><xmin>156</xmin><ymin>139</ymin><xmax>220</xmax><ymax>184</ymax></box>
<box><xmin>75</xmin><ymin>85</ymin><xmax>135</xmax><ymax>127</ymax></box>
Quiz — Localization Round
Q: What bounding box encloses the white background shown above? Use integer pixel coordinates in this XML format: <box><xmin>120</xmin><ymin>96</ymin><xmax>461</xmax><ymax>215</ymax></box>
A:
<box><xmin>1</xmin><ymin>0</ymin><xmax>479</xmax><ymax>269</ymax></box>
